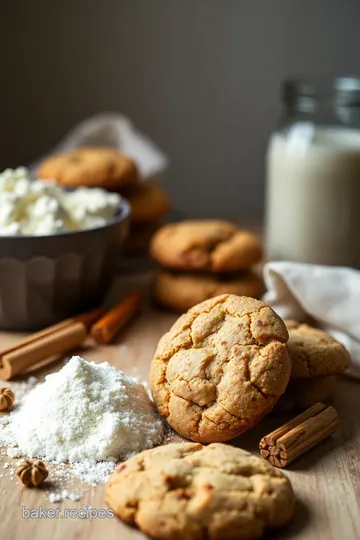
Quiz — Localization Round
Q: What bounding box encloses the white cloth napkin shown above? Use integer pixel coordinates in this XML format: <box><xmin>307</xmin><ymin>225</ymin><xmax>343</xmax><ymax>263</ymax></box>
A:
<box><xmin>30</xmin><ymin>113</ymin><xmax>168</xmax><ymax>182</ymax></box>
<box><xmin>263</xmin><ymin>261</ymin><xmax>360</xmax><ymax>378</ymax></box>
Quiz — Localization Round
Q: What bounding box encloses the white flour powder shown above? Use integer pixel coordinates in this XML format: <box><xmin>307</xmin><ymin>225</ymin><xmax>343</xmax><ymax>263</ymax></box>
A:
<box><xmin>0</xmin><ymin>356</ymin><xmax>164</xmax><ymax>463</ymax></box>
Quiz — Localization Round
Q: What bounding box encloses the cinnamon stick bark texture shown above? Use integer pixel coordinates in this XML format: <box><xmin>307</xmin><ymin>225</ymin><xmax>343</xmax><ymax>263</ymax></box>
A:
<box><xmin>91</xmin><ymin>292</ymin><xmax>142</xmax><ymax>345</ymax></box>
<box><xmin>259</xmin><ymin>403</ymin><xmax>339</xmax><ymax>468</ymax></box>
<box><xmin>0</xmin><ymin>307</ymin><xmax>103</xmax><ymax>380</ymax></box>
<box><xmin>0</xmin><ymin>323</ymin><xmax>87</xmax><ymax>380</ymax></box>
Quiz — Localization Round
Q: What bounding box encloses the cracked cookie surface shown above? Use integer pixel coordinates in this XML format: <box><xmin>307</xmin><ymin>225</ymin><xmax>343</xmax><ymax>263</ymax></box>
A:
<box><xmin>150</xmin><ymin>220</ymin><xmax>263</xmax><ymax>272</ymax></box>
<box><xmin>150</xmin><ymin>294</ymin><xmax>291</xmax><ymax>442</ymax></box>
<box><xmin>285</xmin><ymin>321</ymin><xmax>349</xmax><ymax>379</ymax></box>
<box><xmin>106</xmin><ymin>442</ymin><xmax>295</xmax><ymax>540</ymax></box>
<box><xmin>38</xmin><ymin>147</ymin><xmax>139</xmax><ymax>189</ymax></box>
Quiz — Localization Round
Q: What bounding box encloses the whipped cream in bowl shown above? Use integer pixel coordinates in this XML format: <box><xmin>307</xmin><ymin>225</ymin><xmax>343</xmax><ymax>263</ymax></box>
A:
<box><xmin>0</xmin><ymin>167</ymin><xmax>131</xmax><ymax>330</ymax></box>
<box><xmin>0</xmin><ymin>167</ymin><xmax>122</xmax><ymax>236</ymax></box>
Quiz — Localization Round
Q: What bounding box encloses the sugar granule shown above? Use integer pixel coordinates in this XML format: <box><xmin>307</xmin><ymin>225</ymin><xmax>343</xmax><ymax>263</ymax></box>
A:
<box><xmin>48</xmin><ymin>493</ymin><xmax>62</xmax><ymax>504</ymax></box>
<box><xmin>72</xmin><ymin>460</ymin><xmax>116</xmax><ymax>486</ymax></box>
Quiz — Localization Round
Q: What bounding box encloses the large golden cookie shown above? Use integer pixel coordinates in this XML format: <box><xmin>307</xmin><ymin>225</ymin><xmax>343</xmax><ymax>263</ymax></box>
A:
<box><xmin>38</xmin><ymin>147</ymin><xmax>139</xmax><ymax>190</ymax></box>
<box><xmin>150</xmin><ymin>220</ymin><xmax>263</xmax><ymax>272</ymax></box>
<box><xmin>285</xmin><ymin>321</ymin><xmax>349</xmax><ymax>379</ymax></box>
<box><xmin>150</xmin><ymin>294</ymin><xmax>291</xmax><ymax>442</ymax></box>
<box><xmin>153</xmin><ymin>270</ymin><xmax>264</xmax><ymax>312</ymax></box>
<box><xmin>106</xmin><ymin>442</ymin><xmax>295</xmax><ymax>540</ymax></box>
<box><xmin>275</xmin><ymin>375</ymin><xmax>336</xmax><ymax>412</ymax></box>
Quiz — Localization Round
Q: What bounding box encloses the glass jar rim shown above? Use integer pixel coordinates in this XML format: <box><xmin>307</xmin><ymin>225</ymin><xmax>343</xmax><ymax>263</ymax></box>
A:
<box><xmin>282</xmin><ymin>76</ymin><xmax>360</xmax><ymax>106</ymax></box>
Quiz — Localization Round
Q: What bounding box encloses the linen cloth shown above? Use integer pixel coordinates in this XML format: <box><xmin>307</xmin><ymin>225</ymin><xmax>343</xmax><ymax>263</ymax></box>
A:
<box><xmin>263</xmin><ymin>261</ymin><xmax>360</xmax><ymax>378</ymax></box>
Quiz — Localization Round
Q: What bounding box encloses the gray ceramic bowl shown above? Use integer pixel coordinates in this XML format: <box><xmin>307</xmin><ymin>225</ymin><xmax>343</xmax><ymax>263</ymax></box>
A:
<box><xmin>0</xmin><ymin>200</ymin><xmax>131</xmax><ymax>331</ymax></box>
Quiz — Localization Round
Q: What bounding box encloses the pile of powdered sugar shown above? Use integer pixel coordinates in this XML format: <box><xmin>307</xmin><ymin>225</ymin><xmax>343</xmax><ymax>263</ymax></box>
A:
<box><xmin>0</xmin><ymin>356</ymin><xmax>164</xmax><ymax>484</ymax></box>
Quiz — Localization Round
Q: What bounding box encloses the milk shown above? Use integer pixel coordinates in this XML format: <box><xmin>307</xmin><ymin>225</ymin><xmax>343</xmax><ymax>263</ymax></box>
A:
<box><xmin>266</xmin><ymin>125</ymin><xmax>360</xmax><ymax>267</ymax></box>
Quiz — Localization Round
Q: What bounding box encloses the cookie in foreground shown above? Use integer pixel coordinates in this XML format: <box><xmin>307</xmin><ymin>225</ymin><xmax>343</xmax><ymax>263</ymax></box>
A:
<box><xmin>106</xmin><ymin>442</ymin><xmax>295</xmax><ymax>540</ymax></box>
<box><xmin>150</xmin><ymin>294</ymin><xmax>291</xmax><ymax>442</ymax></box>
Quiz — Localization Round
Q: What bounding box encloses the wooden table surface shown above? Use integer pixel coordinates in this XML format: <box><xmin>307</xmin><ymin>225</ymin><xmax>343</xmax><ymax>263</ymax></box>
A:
<box><xmin>1</xmin><ymin>270</ymin><xmax>360</xmax><ymax>540</ymax></box>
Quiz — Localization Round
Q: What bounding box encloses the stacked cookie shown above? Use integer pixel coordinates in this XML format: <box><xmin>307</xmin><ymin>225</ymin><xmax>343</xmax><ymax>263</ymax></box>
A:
<box><xmin>38</xmin><ymin>147</ymin><xmax>170</xmax><ymax>254</ymax></box>
<box><xmin>121</xmin><ymin>183</ymin><xmax>170</xmax><ymax>255</ymax></box>
<box><xmin>38</xmin><ymin>147</ymin><xmax>139</xmax><ymax>190</ymax></box>
<box><xmin>275</xmin><ymin>321</ymin><xmax>350</xmax><ymax>412</ymax></box>
<box><xmin>150</xmin><ymin>219</ymin><xmax>264</xmax><ymax>311</ymax></box>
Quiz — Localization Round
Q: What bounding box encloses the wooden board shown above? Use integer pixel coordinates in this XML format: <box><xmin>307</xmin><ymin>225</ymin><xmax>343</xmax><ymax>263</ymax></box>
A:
<box><xmin>1</xmin><ymin>272</ymin><xmax>360</xmax><ymax>540</ymax></box>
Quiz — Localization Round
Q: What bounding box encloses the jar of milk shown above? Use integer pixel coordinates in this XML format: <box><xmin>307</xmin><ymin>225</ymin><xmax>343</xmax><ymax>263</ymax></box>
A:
<box><xmin>266</xmin><ymin>76</ymin><xmax>360</xmax><ymax>267</ymax></box>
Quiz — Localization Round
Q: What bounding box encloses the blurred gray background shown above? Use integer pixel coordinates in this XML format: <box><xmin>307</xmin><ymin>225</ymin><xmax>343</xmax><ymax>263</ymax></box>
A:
<box><xmin>1</xmin><ymin>0</ymin><xmax>360</xmax><ymax>222</ymax></box>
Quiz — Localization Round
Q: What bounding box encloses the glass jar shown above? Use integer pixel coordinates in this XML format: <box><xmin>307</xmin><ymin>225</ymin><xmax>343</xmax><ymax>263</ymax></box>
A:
<box><xmin>265</xmin><ymin>76</ymin><xmax>360</xmax><ymax>268</ymax></box>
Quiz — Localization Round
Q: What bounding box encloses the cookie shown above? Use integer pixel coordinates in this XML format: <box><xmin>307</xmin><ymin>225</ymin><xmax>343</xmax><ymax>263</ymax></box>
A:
<box><xmin>275</xmin><ymin>375</ymin><xmax>336</xmax><ymax>412</ymax></box>
<box><xmin>153</xmin><ymin>270</ymin><xmax>264</xmax><ymax>312</ymax></box>
<box><xmin>106</xmin><ymin>442</ymin><xmax>295</xmax><ymax>540</ymax></box>
<box><xmin>122</xmin><ymin>183</ymin><xmax>170</xmax><ymax>224</ymax></box>
<box><xmin>285</xmin><ymin>321</ymin><xmax>349</xmax><ymax>379</ymax></box>
<box><xmin>150</xmin><ymin>220</ymin><xmax>263</xmax><ymax>272</ymax></box>
<box><xmin>38</xmin><ymin>147</ymin><xmax>139</xmax><ymax>190</ymax></box>
<box><xmin>150</xmin><ymin>294</ymin><xmax>291</xmax><ymax>442</ymax></box>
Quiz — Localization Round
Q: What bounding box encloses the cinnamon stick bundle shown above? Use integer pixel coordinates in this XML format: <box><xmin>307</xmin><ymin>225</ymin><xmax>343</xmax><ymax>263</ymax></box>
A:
<box><xmin>259</xmin><ymin>403</ymin><xmax>339</xmax><ymax>468</ymax></box>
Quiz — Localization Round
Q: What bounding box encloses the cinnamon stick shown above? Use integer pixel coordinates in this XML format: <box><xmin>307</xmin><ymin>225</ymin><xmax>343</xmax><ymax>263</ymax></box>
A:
<box><xmin>259</xmin><ymin>403</ymin><xmax>339</xmax><ymax>468</ymax></box>
<box><xmin>0</xmin><ymin>323</ymin><xmax>87</xmax><ymax>380</ymax></box>
<box><xmin>91</xmin><ymin>292</ymin><xmax>141</xmax><ymax>345</ymax></box>
<box><xmin>74</xmin><ymin>307</ymin><xmax>105</xmax><ymax>329</ymax></box>
<box><xmin>0</xmin><ymin>307</ymin><xmax>103</xmax><ymax>361</ymax></box>
<box><xmin>0</xmin><ymin>306</ymin><xmax>104</xmax><ymax>380</ymax></box>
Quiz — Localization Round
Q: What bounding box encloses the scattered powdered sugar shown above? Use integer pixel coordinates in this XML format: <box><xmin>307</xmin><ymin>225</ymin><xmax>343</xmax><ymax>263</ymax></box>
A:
<box><xmin>68</xmin><ymin>492</ymin><xmax>81</xmax><ymax>502</ymax></box>
<box><xmin>2</xmin><ymin>378</ymin><xmax>37</xmax><ymax>406</ymax></box>
<box><xmin>72</xmin><ymin>460</ymin><xmax>117</xmax><ymax>486</ymax></box>
<box><xmin>47</xmin><ymin>490</ymin><xmax>81</xmax><ymax>504</ymax></box>
<box><xmin>48</xmin><ymin>493</ymin><xmax>62</xmax><ymax>503</ymax></box>
<box><xmin>0</xmin><ymin>378</ymin><xmax>38</xmax><ymax>431</ymax></box>
<box><xmin>6</xmin><ymin>447</ymin><xmax>22</xmax><ymax>458</ymax></box>
<box><xmin>0</xmin><ymin>356</ymin><xmax>164</xmax><ymax>487</ymax></box>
